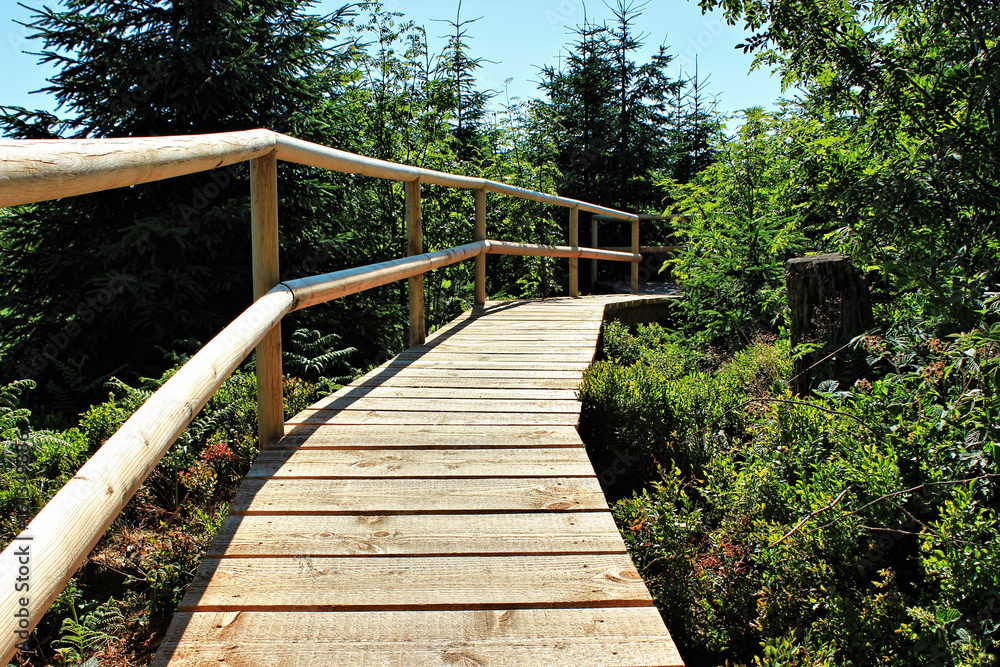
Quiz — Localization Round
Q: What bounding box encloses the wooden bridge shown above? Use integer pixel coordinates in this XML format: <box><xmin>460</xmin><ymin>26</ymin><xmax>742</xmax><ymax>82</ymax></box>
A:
<box><xmin>0</xmin><ymin>131</ymin><xmax>683</xmax><ymax>665</ymax></box>
<box><xmin>156</xmin><ymin>295</ymin><xmax>681</xmax><ymax>665</ymax></box>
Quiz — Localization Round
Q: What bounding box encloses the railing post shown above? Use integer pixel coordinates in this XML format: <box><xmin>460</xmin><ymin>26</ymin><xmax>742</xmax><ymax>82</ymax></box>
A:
<box><xmin>251</xmin><ymin>150</ymin><xmax>283</xmax><ymax>445</ymax></box>
<box><xmin>474</xmin><ymin>187</ymin><xmax>486</xmax><ymax>305</ymax></box>
<box><xmin>569</xmin><ymin>206</ymin><xmax>579</xmax><ymax>297</ymax></box>
<box><xmin>406</xmin><ymin>178</ymin><xmax>425</xmax><ymax>346</ymax></box>
<box><xmin>591</xmin><ymin>216</ymin><xmax>598</xmax><ymax>290</ymax></box>
<box><xmin>631</xmin><ymin>217</ymin><xmax>640</xmax><ymax>295</ymax></box>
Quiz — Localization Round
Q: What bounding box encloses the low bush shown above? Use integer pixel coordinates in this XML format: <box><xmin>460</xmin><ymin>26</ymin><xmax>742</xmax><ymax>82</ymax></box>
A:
<box><xmin>580</xmin><ymin>321</ymin><xmax>788</xmax><ymax>498</ymax></box>
<box><xmin>0</xmin><ymin>356</ymin><xmax>339</xmax><ymax>665</ymax></box>
<box><xmin>584</xmin><ymin>319</ymin><xmax>1000</xmax><ymax>666</ymax></box>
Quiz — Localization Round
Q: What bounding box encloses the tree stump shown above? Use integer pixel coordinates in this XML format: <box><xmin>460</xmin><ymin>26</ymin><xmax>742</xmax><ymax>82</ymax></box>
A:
<box><xmin>786</xmin><ymin>253</ymin><xmax>875</xmax><ymax>395</ymax></box>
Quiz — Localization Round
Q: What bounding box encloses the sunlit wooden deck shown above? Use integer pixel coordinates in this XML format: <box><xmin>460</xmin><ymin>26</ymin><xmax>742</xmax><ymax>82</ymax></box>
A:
<box><xmin>153</xmin><ymin>295</ymin><xmax>683</xmax><ymax>667</ymax></box>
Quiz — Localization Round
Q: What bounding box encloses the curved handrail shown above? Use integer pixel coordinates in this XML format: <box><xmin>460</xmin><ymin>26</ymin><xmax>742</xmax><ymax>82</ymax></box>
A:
<box><xmin>0</xmin><ymin>129</ymin><xmax>645</xmax><ymax>662</ymax></box>
<box><xmin>0</xmin><ymin>287</ymin><xmax>294</xmax><ymax>661</ymax></box>
<box><xmin>0</xmin><ymin>129</ymin><xmax>638</xmax><ymax>222</ymax></box>
<box><xmin>0</xmin><ymin>130</ymin><xmax>276</xmax><ymax>209</ymax></box>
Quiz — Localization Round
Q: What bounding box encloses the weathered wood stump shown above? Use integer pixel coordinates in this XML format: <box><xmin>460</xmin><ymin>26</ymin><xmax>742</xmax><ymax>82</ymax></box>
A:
<box><xmin>786</xmin><ymin>253</ymin><xmax>875</xmax><ymax>395</ymax></box>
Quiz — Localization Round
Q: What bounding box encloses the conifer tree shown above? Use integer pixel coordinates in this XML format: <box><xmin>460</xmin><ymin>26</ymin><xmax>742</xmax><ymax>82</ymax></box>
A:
<box><xmin>433</xmin><ymin>0</ymin><xmax>496</xmax><ymax>162</ymax></box>
<box><xmin>538</xmin><ymin>0</ymin><xmax>686</xmax><ymax>213</ymax></box>
<box><xmin>0</xmin><ymin>0</ymin><xmax>355</xmax><ymax>418</ymax></box>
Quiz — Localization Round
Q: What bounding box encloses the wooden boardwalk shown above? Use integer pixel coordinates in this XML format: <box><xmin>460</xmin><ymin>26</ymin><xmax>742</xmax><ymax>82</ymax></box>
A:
<box><xmin>154</xmin><ymin>295</ymin><xmax>683</xmax><ymax>667</ymax></box>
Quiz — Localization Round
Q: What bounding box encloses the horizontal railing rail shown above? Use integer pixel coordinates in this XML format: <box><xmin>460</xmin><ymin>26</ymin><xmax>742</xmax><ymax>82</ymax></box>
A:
<box><xmin>0</xmin><ymin>129</ymin><xmax>646</xmax><ymax>662</ymax></box>
<box><xmin>588</xmin><ymin>213</ymin><xmax>685</xmax><ymax>292</ymax></box>
<box><xmin>0</xmin><ymin>131</ymin><xmax>637</xmax><ymax>221</ymax></box>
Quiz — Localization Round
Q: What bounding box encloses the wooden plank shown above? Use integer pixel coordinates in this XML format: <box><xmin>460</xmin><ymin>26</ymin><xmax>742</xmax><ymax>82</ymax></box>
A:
<box><xmin>177</xmin><ymin>554</ymin><xmax>652</xmax><ymax>611</ymax></box>
<box><xmin>313</xmin><ymin>385</ymin><xmax>579</xmax><ymax>401</ymax></box>
<box><xmin>443</xmin><ymin>316</ymin><xmax>603</xmax><ymax>323</ymax></box>
<box><xmin>431</xmin><ymin>311</ymin><xmax>604</xmax><ymax>324</ymax></box>
<box><xmin>268</xmin><ymin>424</ymin><xmax>584</xmax><ymax>449</ymax></box>
<box><xmin>246</xmin><ymin>448</ymin><xmax>594</xmax><ymax>478</ymax></box>
<box><xmin>351</xmin><ymin>367</ymin><xmax>585</xmax><ymax>381</ymax></box>
<box><xmin>344</xmin><ymin>375</ymin><xmax>584</xmax><ymax>389</ymax></box>
<box><xmin>288</xmin><ymin>409</ymin><xmax>580</xmax><ymax>426</ymax></box>
<box><xmin>429</xmin><ymin>331</ymin><xmax>598</xmax><ymax>341</ymax></box>
<box><xmin>428</xmin><ymin>326</ymin><xmax>599</xmax><ymax>338</ymax></box>
<box><xmin>420</xmin><ymin>340</ymin><xmax>599</xmax><ymax>350</ymax></box>
<box><xmin>207</xmin><ymin>512</ymin><xmax>624</xmax><ymax>556</ymax></box>
<box><xmin>156</xmin><ymin>608</ymin><xmax>684</xmax><ymax>667</ymax></box>
<box><xmin>230</xmin><ymin>477</ymin><xmax>608</xmax><ymax>513</ymax></box>
<box><xmin>394</xmin><ymin>352</ymin><xmax>595</xmax><ymax>364</ymax></box>
<box><xmin>440</xmin><ymin>315</ymin><xmax>603</xmax><ymax>324</ymax></box>
<box><xmin>382</xmin><ymin>360</ymin><xmax>591</xmax><ymax>371</ymax></box>
<box><xmin>424</xmin><ymin>336</ymin><xmax>599</xmax><ymax>345</ymax></box>
<box><xmin>300</xmin><ymin>397</ymin><xmax>582</xmax><ymax>414</ymax></box>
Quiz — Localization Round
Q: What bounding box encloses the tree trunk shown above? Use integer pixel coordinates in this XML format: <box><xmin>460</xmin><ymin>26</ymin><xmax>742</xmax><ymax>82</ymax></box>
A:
<box><xmin>786</xmin><ymin>253</ymin><xmax>875</xmax><ymax>395</ymax></box>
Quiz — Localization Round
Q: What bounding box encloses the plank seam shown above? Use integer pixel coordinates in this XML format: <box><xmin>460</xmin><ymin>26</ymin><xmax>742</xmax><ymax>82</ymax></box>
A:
<box><xmin>243</xmin><ymin>474</ymin><xmax>597</xmax><ymax>480</ymax></box>
<box><xmin>207</xmin><ymin>550</ymin><xmax>629</xmax><ymax>559</ymax></box>
<box><xmin>229</xmin><ymin>509</ymin><xmax>613</xmax><ymax>516</ymax></box>
<box><xmin>177</xmin><ymin>600</ymin><xmax>657</xmax><ymax>613</ymax></box>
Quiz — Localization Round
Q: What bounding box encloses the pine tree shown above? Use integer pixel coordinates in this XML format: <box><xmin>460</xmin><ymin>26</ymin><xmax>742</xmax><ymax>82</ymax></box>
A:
<box><xmin>669</xmin><ymin>59</ymin><xmax>721</xmax><ymax>184</ymax></box>
<box><xmin>538</xmin><ymin>0</ymin><xmax>687</xmax><ymax>213</ymax></box>
<box><xmin>432</xmin><ymin>0</ymin><xmax>496</xmax><ymax>163</ymax></box>
<box><xmin>0</xmin><ymin>0</ymin><xmax>355</xmax><ymax>419</ymax></box>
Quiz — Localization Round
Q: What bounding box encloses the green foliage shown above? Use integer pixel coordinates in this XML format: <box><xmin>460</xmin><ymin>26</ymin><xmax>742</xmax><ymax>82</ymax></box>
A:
<box><xmin>701</xmin><ymin>0</ymin><xmax>1000</xmax><ymax>325</ymax></box>
<box><xmin>0</xmin><ymin>0</ymin><xmax>359</xmax><ymax>418</ymax></box>
<box><xmin>52</xmin><ymin>599</ymin><xmax>125</xmax><ymax>666</ymax></box>
<box><xmin>283</xmin><ymin>328</ymin><xmax>357</xmax><ymax>383</ymax></box>
<box><xmin>0</xmin><ymin>379</ymin><xmax>34</xmax><ymax>439</ymax></box>
<box><xmin>663</xmin><ymin>108</ymin><xmax>810</xmax><ymax>349</ymax></box>
<box><xmin>133</xmin><ymin>507</ymin><xmax>227</xmax><ymax>622</ymax></box>
<box><xmin>581</xmin><ymin>322</ymin><xmax>788</xmax><ymax>495</ymax></box>
<box><xmin>592</xmin><ymin>316</ymin><xmax>1000</xmax><ymax>665</ymax></box>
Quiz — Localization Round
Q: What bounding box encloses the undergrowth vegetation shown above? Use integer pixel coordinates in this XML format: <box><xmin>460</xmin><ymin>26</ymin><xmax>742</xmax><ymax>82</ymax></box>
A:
<box><xmin>581</xmin><ymin>320</ymin><xmax>1000</xmax><ymax>666</ymax></box>
<box><xmin>0</xmin><ymin>331</ymin><xmax>350</xmax><ymax>665</ymax></box>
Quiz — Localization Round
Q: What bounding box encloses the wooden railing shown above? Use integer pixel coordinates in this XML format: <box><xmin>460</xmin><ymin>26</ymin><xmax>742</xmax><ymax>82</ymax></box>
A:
<box><xmin>0</xmin><ymin>129</ymin><xmax>644</xmax><ymax>662</ymax></box>
<box><xmin>590</xmin><ymin>213</ymin><xmax>685</xmax><ymax>292</ymax></box>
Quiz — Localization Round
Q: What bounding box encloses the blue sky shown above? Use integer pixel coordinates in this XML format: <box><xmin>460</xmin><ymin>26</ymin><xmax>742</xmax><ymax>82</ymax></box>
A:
<box><xmin>0</xmin><ymin>0</ymin><xmax>786</xmax><ymax>127</ymax></box>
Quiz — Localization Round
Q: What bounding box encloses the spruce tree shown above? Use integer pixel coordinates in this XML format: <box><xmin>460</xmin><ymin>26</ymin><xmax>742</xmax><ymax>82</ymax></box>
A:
<box><xmin>538</xmin><ymin>0</ymin><xmax>686</xmax><ymax>213</ymax></box>
<box><xmin>0</xmin><ymin>0</ymin><xmax>355</xmax><ymax>419</ymax></box>
<box><xmin>433</xmin><ymin>0</ymin><xmax>496</xmax><ymax>163</ymax></box>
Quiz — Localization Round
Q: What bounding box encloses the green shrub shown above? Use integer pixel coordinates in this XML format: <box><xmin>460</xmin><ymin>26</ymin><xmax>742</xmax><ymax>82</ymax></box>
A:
<box><xmin>587</xmin><ymin>318</ymin><xmax>1000</xmax><ymax>665</ymax></box>
<box><xmin>581</xmin><ymin>326</ymin><xmax>790</xmax><ymax>497</ymax></box>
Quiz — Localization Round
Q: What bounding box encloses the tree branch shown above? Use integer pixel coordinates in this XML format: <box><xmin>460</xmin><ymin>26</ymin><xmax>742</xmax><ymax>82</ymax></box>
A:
<box><xmin>770</xmin><ymin>486</ymin><xmax>852</xmax><ymax>547</ymax></box>
<box><xmin>713</xmin><ymin>397</ymin><xmax>883</xmax><ymax>438</ymax></box>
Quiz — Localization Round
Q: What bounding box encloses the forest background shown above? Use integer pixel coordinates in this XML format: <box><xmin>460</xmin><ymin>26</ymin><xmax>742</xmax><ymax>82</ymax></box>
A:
<box><xmin>0</xmin><ymin>0</ymin><xmax>998</xmax><ymax>665</ymax></box>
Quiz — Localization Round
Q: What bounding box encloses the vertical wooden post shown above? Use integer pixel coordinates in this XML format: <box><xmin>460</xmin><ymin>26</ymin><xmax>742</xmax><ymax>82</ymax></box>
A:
<box><xmin>406</xmin><ymin>179</ymin><xmax>425</xmax><ymax>346</ymax></box>
<box><xmin>251</xmin><ymin>151</ymin><xmax>283</xmax><ymax>445</ymax></box>
<box><xmin>474</xmin><ymin>188</ymin><xmax>486</xmax><ymax>305</ymax></box>
<box><xmin>590</xmin><ymin>217</ymin><xmax>598</xmax><ymax>290</ymax></box>
<box><xmin>569</xmin><ymin>206</ymin><xmax>579</xmax><ymax>297</ymax></box>
<box><xmin>631</xmin><ymin>217</ymin><xmax>639</xmax><ymax>295</ymax></box>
